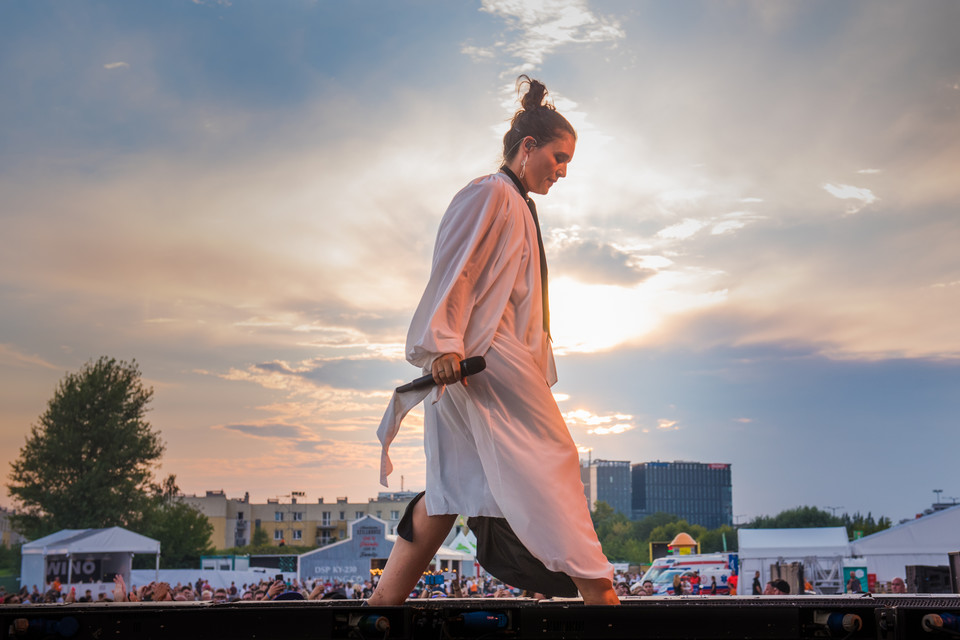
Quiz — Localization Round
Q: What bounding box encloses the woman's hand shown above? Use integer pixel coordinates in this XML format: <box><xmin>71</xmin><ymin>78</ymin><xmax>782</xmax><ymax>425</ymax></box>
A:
<box><xmin>432</xmin><ymin>353</ymin><xmax>466</xmax><ymax>386</ymax></box>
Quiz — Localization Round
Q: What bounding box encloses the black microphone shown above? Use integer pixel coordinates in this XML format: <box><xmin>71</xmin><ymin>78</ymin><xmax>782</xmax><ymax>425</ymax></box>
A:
<box><xmin>395</xmin><ymin>356</ymin><xmax>486</xmax><ymax>393</ymax></box>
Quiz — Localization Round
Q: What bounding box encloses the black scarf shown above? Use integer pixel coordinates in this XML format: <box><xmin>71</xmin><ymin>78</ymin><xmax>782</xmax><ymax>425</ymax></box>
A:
<box><xmin>500</xmin><ymin>166</ymin><xmax>550</xmax><ymax>337</ymax></box>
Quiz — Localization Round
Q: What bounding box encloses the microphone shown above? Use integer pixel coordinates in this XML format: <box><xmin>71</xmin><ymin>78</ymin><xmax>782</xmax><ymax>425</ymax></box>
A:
<box><xmin>395</xmin><ymin>356</ymin><xmax>486</xmax><ymax>393</ymax></box>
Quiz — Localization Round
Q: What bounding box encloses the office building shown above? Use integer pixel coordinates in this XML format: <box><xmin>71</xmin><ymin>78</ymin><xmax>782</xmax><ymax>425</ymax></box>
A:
<box><xmin>581</xmin><ymin>459</ymin><xmax>632</xmax><ymax>516</ymax></box>
<box><xmin>631</xmin><ymin>461</ymin><xmax>733</xmax><ymax>528</ymax></box>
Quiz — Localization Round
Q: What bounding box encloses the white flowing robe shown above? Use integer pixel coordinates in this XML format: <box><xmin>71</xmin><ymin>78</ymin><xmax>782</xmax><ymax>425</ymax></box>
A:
<box><xmin>381</xmin><ymin>172</ymin><xmax>612</xmax><ymax>582</ymax></box>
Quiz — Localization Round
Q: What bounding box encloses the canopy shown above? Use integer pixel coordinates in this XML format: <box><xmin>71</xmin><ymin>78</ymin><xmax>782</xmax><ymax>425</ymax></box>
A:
<box><xmin>22</xmin><ymin>527</ymin><xmax>160</xmax><ymax>556</ymax></box>
<box><xmin>20</xmin><ymin>527</ymin><xmax>160</xmax><ymax>591</ymax></box>
<box><xmin>738</xmin><ymin>527</ymin><xmax>850</xmax><ymax>594</ymax></box>
<box><xmin>850</xmin><ymin>504</ymin><xmax>960</xmax><ymax>582</ymax></box>
<box><xmin>739</xmin><ymin>527</ymin><xmax>850</xmax><ymax>559</ymax></box>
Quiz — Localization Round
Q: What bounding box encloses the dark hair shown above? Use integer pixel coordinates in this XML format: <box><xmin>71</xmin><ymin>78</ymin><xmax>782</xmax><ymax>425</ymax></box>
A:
<box><xmin>502</xmin><ymin>75</ymin><xmax>577</xmax><ymax>163</ymax></box>
<box><xmin>772</xmin><ymin>579</ymin><xmax>791</xmax><ymax>594</ymax></box>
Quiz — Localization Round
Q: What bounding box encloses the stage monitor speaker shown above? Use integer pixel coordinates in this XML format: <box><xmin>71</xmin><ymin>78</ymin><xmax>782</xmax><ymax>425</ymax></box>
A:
<box><xmin>949</xmin><ymin>551</ymin><xmax>960</xmax><ymax>594</ymax></box>
<box><xmin>906</xmin><ymin>564</ymin><xmax>953</xmax><ymax>594</ymax></box>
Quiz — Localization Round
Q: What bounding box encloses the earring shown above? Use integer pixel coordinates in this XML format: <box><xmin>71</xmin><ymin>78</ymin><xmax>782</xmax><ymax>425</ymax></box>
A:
<box><xmin>519</xmin><ymin>156</ymin><xmax>527</xmax><ymax>179</ymax></box>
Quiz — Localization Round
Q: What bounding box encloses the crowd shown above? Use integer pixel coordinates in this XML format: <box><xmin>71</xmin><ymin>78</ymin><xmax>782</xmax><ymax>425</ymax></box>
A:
<box><xmin>0</xmin><ymin>575</ymin><xmax>372</xmax><ymax>605</ymax></box>
<box><xmin>0</xmin><ymin>569</ymin><xmax>912</xmax><ymax>604</ymax></box>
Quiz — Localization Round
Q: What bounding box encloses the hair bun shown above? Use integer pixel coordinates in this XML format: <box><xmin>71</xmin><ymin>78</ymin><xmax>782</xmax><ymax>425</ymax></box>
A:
<box><xmin>518</xmin><ymin>75</ymin><xmax>550</xmax><ymax>112</ymax></box>
<box><xmin>501</xmin><ymin>75</ymin><xmax>575</xmax><ymax>163</ymax></box>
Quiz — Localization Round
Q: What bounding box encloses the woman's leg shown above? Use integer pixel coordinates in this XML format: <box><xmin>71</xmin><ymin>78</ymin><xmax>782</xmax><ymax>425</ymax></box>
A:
<box><xmin>367</xmin><ymin>498</ymin><xmax>457</xmax><ymax>605</ymax></box>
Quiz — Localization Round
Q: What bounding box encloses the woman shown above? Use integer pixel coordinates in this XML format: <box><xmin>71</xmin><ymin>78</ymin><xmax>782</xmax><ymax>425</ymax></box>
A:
<box><xmin>372</xmin><ymin>76</ymin><xmax>617</xmax><ymax>606</ymax></box>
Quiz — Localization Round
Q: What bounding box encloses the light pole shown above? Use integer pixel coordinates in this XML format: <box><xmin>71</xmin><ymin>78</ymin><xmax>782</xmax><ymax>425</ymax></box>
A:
<box><xmin>933</xmin><ymin>489</ymin><xmax>943</xmax><ymax>505</ymax></box>
<box><xmin>824</xmin><ymin>506</ymin><xmax>844</xmax><ymax>517</ymax></box>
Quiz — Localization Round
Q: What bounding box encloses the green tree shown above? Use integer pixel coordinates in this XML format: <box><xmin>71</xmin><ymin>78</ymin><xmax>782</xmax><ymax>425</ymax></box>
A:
<box><xmin>649</xmin><ymin>519</ymin><xmax>708</xmax><ymax>549</ymax></box>
<box><xmin>251</xmin><ymin>525</ymin><xmax>270</xmax><ymax>548</ymax></box>
<box><xmin>632</xmin><ymin>511</ymin><xmax>682</xmax><ymax>543</ymax></box>
<box><xmin>7</xmin><ymin>357</ymin><xmax>164</xmax><ymax>539</ymax></box>
<box><xmin>699</xmin><ymin>525</ymin><xmax>738</xmax><ymax>553</ymax></box>
<box><xmin>746</xmin><ymin>506</ymin><xmax>841</xmax><ymax>529</ymax></box>
<box><xmin>133</xmin><ymin>475</ymin><xmax>214</xmax><ymax>569</ymax></box>
<box><xmin>0</xmin><ymin>542</ymin><xmax>22</xmax><ymax>574</ymax></box>
<box><xmin>841</xmin><ymin>511</ymin><xmax>892</xmax><ymax>539</ymax></box>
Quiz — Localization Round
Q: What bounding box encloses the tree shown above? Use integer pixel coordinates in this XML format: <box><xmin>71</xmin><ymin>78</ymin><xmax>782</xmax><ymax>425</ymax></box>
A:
<box><xmin>7</xmin><ymin>357</ymin><xmax>164</xmax><ymax>539</ymax></box>
<box><xmin>133</xmin><ymin>475</ymin><xmax>214</xmax><ymax>569</ymax></box>
<box><xmin>699</xmin><ymin>525</ymin><xmax>738</xmax><ymax>553</ymax></box>
<box><xmin>745</xmin><ymin>506</ymin><xmax>892</xmax><ymax>541</ymax></box>
<box><xmin>251</xmin><ymin>525</ymin><xmax>270</xmax><ymax>548</ymax></box>
<box><xmin>632</xmin><ymin>511</ymin><xmax>682</xmax><ymax>543</ymax></box>
<box><xmin>841</xmin><ymin>511</ymin><xmax>892</xmax><ymax>539</ymax></box>
<box><xmin>649</xmin><ymin>519</ymin><xmax>708</xmax><ymax>549</ymax></box>
<box><xmin>746</xmin><ymin>506</ymin><xmax>841</xmax><ymax>529</ymax></box>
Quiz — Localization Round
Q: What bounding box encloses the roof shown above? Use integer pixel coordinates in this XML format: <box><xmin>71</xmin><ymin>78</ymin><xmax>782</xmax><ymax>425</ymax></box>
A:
<box><xmin>738</xmin><ymin>527</ymin><xmax>849</xmax><ymax>558</ymax></box>
<box><xmin>22</xmin><ymin>526</ymin><xmax>160</xmax><ymax>555</ymax></box>
<box><xmin>851</xmin><ymin>503</ymin><xmax>960</xmax><ymax>555</ymax></box>
<box><xmin>669</xmin><ymin>532</ymin><xmax>697</xmax><ymax>547</ymax></box>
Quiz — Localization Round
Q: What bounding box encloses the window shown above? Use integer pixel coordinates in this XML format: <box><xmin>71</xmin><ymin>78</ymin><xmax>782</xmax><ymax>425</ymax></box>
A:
<box><xmin>376</xmin><ymin>510</ymin><xmax>382</xmax><ymax>519</ymax></box>
<box><xmin>274</xmin><ymin>512</ymin><xmax>283</xmax><ymax>521</ymax></box>
<box><xmin>292</xmin><ymin>512</ymin><xmax>303</xmax><ymax>521</ymax></box>
<box><xmin>273</xmin><ymin>529</ymin><xmax>283</xmax><ymax>540</ymax></box>
<box><xmin>355</xmin><ymin>511</ymin><xmax>364</xmax><ymax>520</ymax></box>
<box><xmin>293</xmin><ymin>530</ymin><xmax>302</xmax><ymax>540</ymax></box>
<box><xmin>322</xmin><ymin>511</ymin><xmax>331</xmax><ymax>526</ymax></box>
<box><xmin>237</xmin><ymin>511</ymin><xmax>244</xmax><ymax>521</ymax></box>
<box><xmin>390</xmin><ymin>510</ymin><xmax>400</xmax><ymax>520</ymax></box>
<box><xmin>339</xmin><ymin>511</ymin><xmax>345</xmax><ymax>520</ymax></box>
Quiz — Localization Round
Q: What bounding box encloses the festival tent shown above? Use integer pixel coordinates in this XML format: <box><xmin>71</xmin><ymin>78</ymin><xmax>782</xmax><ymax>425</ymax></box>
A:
<box><xmin>299</xmin><ymin>515</ymin><xmax>475</xmax><ymax>585</ymax></box>
<box><xmin>449</xmin><ymin>529</ymin><xmax>478</xmax><ymax>556</ymax></box>
<box><xmin>20</xmin><ymin>527</ymin><xmax>160</xmax><ymax>592</ymax></box>
<box><xmin>850</xmin><ymin>504</ymin><xmax>960</xmax><ymax>583</ymax></box>
<box><xmin>738</xmin><ymin>527</ymin><xmax>850</xmax><ymax>594</ymax></box>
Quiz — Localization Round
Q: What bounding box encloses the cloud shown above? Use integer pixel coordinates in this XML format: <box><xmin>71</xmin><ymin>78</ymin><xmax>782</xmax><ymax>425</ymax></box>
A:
<box><xmin>550</xmin><ymin>238</ymin><xmax>657</xmax><ymax>285</ymax></box>
<box><xmin>220</xmin><ymin>423</ymin><xmax>309</xmax><ymax>439</ymax></box>
<box><xmin>657</xmin><ymin>218</ymin><xmax>707</xmax><ymax>240</ymax></box>
<box><xmin>461</xmin><ymin>44</ymin><xmax>496</xmax><ymax>61</ymax></box>
<box><xmin>822</xmin><ymin>183</ymin><xmax>879</xmax><ymax>215</ymax></box>
<box><xmin>711</xmin><ymin>220</ymin><xmax>746</xmax><ymax>236</ymax></box>
<box><xmin>563</xmin><ymin>408</ymin><xmax>636</xmax><ymax>435</ymax></box>
<box><xmin>0</xmin><ymin>344</ymin><xmax>60</xmax><ymax>370</ymax></box>
<box><xmin>478</xmin><ymin>0</ymin><xmax>624</xmax><ymax>73</ymax></box>
<box><xmin>103</xmin><ymin>62</ymin><xmax>129</xmax><ymax>70</ymax></box>
<box><xmin>657</xmin><ymin>419</ymin><xmax>679</xmax><ymax>430</ymax></box>
<box><xmin>248</xmin><ymin>357</ymin><xmax>410</xmax><ymax>392</ymax></box>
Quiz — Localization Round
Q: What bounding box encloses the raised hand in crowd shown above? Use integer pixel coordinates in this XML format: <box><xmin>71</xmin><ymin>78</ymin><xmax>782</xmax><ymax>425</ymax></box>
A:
<box><xmin>266</xmin><ymin>580</ymin><xmax>285</xmax><ymax>600</ymax></box>
<box><xmin>112</xmin><ymin>575</ymin><xmax>128</xmax><ymax>603</ymax></box>
<box><xmin>307</xmin><ymin>582</ymin><xmax>325</xmax><ymax>601</ymax></box>
<box><xmin>153</xmin><ymin>582</ymin><xmax>172</xmax><ymax>602</ymax></box>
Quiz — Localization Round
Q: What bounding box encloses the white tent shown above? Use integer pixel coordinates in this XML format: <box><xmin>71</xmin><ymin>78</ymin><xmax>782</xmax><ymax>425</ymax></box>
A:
<box><xmin>20</xmin><ymin>527</ymin><xmax>160</xmax><ymax>593</ymax></box>
<box><xmin>738</xmin><ymin>527</ymin><xmax>850</xmax><ymax>594</ymax></box>
<box><xmin>449</xmin><ymin>529</ymin><xmax>477</xmax><ymax>556</ymax></box>
<box><xmin>850</xmin><ymin>505</ymin><xmax>960</xmax><ymax>583</ymax></box>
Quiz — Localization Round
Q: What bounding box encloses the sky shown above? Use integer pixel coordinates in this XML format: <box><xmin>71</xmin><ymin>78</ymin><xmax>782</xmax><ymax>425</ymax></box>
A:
<box><xmin>1</xmin><ymin>0</ymin><xmax>958</xmax><ymax>526</ymax></box>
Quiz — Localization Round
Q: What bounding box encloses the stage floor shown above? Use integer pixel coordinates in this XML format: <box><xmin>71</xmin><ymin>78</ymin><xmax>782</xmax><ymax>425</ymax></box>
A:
<box><xmin>4</xmin><ymin>594</ymin><xmax>960</xmax><ymax>639</ymax></box>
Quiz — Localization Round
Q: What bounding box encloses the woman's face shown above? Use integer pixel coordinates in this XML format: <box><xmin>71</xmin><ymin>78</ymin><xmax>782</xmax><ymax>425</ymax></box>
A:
<box><xmin>522</xmin><ymin>132</ymin><xmax>575</xmax><ymax>196</ymax></box>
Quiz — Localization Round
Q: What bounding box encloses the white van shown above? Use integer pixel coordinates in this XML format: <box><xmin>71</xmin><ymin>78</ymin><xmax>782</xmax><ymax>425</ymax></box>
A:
<box><xmin>639</xmin><ymin>553</ymin><xmax>738</xmax><ymax>595</ymax></box>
